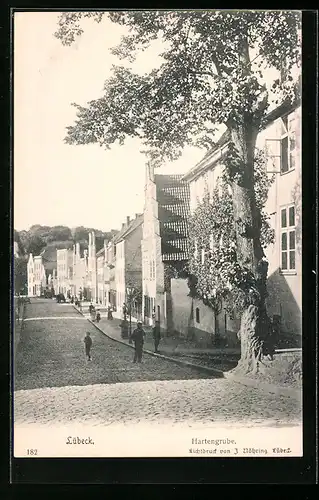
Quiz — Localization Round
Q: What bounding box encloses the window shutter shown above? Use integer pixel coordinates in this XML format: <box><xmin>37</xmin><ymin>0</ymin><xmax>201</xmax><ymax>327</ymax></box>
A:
<box><xmin>265</xmin><ymin>139</ymin><xmax>281</xmax><ymax>173</ymax></box>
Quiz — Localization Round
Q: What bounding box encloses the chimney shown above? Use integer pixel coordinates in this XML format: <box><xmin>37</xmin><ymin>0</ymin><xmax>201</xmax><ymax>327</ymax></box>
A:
<box><xmin>89</xmin><ymin>233</ymin><xmax>92</xmax><ymax>246</ymax></box>
<box><xmin>122</xmin><ymin>223</ymin><xmax>125</xmax><ymax>230</ymax></box>
<box><xmin>76</xmin><ymin>242</ymin><xmax>80</xmax><ymax>257</ymax></box>
<box><xmin>126</xmin><ymin>216</ymin><xmax>130</xmax><ymax>226</ymax></box>
<box><xmin>146</xmin><ymin>161</ymin><xmax>154</xmax><ymax>183</ymax></box>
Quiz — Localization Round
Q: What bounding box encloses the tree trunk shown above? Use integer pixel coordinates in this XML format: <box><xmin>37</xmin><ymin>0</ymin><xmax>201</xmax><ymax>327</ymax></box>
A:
<box><xmin>214</xmin><ymin>311</ymin><xmax>219</xmax><ymax>336</ymax></box>
<box><xmin>229</xmin><ymin>122</ymin><xmax>271</xmax><ymax>374</ymax></box>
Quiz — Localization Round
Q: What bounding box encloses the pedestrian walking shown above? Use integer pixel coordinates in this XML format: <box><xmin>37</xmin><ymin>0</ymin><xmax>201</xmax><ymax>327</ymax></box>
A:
<box><xmin>130</xmin><ymin>321</ymin><xmax>145</xmax><ymax>363</ymax></box>
<box><xmin>83</xmin><ymin>332</ymin><xmax>92</xmax><ymax>361</ymax></box>
<box><xmin>90</xmin><ymin>304</ymin><xmax>96</xmax><ymax>321</ymax></box>
<box><xmin>153</xmin><ymin>320</ymin><xmax>161</xmax><ymax>353</ymax></box>
<box><xmin>107</xmin><ymin>305</ymin><xmax>113</xmax><ymax>320</ymax></box>
<box><xmin>122</xmin><ymin>302</ymin><xmax>128</xmax><ymax>320</ymax></box>
<box><xmin>96</xmin><ymin>310</ymin><xmax>101</xmax><ymax>323</ymax></box>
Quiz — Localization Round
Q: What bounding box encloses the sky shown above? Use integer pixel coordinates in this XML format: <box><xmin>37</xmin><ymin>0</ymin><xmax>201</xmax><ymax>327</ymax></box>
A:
<box><xmin>13</xmin><ymin>12</ymin><xmax>205</xmax><ymax>233</ymax></box>
<box><xmin>14</xmin><ymin>12</ymin><xmax>300</xmax><ymax>234</ymax></box>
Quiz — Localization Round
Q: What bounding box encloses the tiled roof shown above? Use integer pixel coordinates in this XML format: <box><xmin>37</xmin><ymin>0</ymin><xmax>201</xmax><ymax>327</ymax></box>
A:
<box><xmin>155</xmin><ymin>174</ymin><xmax>190</xmax><ymax>262</ymax></box>
<box><xmin>114</xmin><ymin>214</ymin><xmax>143</xmax><ymax>244</ymax></box>
<box><xmin>96</xmin><ymin>248</ymin><xmax>105</xmax><ymax>257</ymax></box>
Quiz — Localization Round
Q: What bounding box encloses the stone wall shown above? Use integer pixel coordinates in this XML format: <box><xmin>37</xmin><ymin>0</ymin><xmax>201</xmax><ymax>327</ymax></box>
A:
<box><xmin>170</xmin><ymin>278</ymin><xmax>240</xmax><ymax>347</ymax></box>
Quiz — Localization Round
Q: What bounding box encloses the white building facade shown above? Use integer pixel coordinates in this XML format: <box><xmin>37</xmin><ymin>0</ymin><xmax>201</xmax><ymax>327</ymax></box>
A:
<box><xmin>56</xmin><ymin>248</ymin><xmax>73</xmax><ymax>296</ymax></box>
<box><xmin>182</xmin><ymin>101</ymin><xmax>301</xmax><ymax>345</ymax></box>
<box><xmin>27</xmin><ymin>254</ymin><xmax>47</xmax><ymax>297</ymax></box>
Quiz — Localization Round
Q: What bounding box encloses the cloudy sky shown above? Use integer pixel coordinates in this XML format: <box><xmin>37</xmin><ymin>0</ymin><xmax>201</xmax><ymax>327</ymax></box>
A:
<box><xmin>14</xmin><ymin>12</ymin><xmax>205</xmax><ymax>233</ymax></box>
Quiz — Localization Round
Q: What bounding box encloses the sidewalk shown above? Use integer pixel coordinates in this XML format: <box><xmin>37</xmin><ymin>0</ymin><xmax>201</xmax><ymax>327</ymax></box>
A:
<box><xmin>78</xmin><ymin>305</ymin><xmax>240</xmax><ymax>358</ymax></box>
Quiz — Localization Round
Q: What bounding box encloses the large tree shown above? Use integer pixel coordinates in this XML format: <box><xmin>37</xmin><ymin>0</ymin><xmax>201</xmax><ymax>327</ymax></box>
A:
<box><xmin>188</xmin><ymin>149</ymin><xmax>275</xmax><ymax>353</ymax></box>
<box><xmin>55</xmin><ymin>10</ymin><xmax>301</xmax><ymax>373</ymax></box>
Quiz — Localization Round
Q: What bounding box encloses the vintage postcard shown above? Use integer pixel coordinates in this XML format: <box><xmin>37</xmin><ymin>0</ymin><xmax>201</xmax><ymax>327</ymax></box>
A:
<box><xmin>13</xmin><ymin>10</ymin><xmax>303</xmax><ymax>460</ymax></box>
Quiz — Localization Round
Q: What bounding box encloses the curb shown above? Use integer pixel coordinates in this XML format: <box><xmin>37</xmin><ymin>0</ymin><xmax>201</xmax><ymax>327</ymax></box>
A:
<box><xmin>73</xmin><ymin>305</ymin><xmax>301</xmax><ymax>399</ymax></box>
<box><xmin>72</xmin><ymin>305</ymin><xmax>225</xmax><ymax>378</ymax></box>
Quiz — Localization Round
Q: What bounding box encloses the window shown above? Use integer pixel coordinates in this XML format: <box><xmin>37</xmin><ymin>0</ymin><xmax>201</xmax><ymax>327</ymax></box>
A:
<box><xmin>280</xmin><ymin>114</ymin><xmax>296</xmax><ymax>174</ymax></box>
<box><xmin>149</xmin><ymin>260</ymin><xmax>153</xmax><ymax>280</ymax></box>
<box><xmin>280</xmin><ymin>204</ymin><xmax>296</xmax><ymax>271</ymax></box>
<box><xmin>195</xmin><ymin>307</ymin><xmax>200</xmax><ymax>323</ymax></box>
<box><xmin>152</xmin><ymin>260</ymin><xmax>156</xmax><ymax>279</ymax></box>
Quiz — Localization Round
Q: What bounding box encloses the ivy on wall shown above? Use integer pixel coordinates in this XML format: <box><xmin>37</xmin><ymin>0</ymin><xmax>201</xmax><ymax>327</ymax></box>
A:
<box><xmin>188</xmin><ymin>148</ymin><xmax>275</xmax><ymax>316</ymax></box>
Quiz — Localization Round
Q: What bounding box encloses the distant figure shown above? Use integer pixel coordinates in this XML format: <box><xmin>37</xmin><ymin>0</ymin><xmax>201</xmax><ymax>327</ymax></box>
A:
<box><xmin>153</xmin><ymin>321</ymin><xmax>161</xmax><ymax>353</ymax></box>
<box><xmin>107</xmin><ymin>305</ymin><xmax>113</xmax><ymax>320</ymax></box>
<box><xmin>90</xmin><ymin>305</ymin><xmax>96</xmax><ymax>322</ymax></box>
<box><xmin>96</xmin><ymin>310</ymin><xmax>101</xmax><ymax>323</ymax></box>
<box><xmin>89</xmin><ymin>303</ymin><xmax>94</xmax><ymax>314</ymax></box>
<box><xmin>131</xmin><ymin>321</ymin><xmax>145</xmax><ymax>363</ymax></box>
<box><xmin>151</xmin><ymin>308</ymin><xmax>156</xmax><ymax>328</ymax></box>
<box><xmin>122</xmin><ymin>302</ymin><xmax>128</xmax><ymax>320</ymax></box>
<box><xmin>83</xmin><ymin>332</ymin><xmax>92</xmax><ymax>361</ymax></box>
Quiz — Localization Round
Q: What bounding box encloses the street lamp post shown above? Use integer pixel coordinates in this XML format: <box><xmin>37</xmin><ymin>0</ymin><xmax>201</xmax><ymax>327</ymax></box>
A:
<box><xmin>126</xmin><ymin>287</ymin><xmax>133</xmax><ymax>337</ymax></box>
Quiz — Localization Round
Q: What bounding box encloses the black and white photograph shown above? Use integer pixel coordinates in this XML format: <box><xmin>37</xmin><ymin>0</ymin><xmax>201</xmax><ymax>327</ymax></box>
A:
<box><xmin>13</xmin><ymin>10</ymin><xmax>303</xmax><ymax>458</ymax></box>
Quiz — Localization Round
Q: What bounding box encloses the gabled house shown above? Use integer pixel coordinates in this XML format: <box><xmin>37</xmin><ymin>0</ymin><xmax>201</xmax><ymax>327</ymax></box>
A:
<box><xmin>56</xmin><ymin>248</ymin><xmax>73</xmax><ymax>297</ymax></box>
<box><xmin>96</xmin><ymin>243</ymin><xmax>106</xmax><ymax>305</ymax></box>
<box><xmin>141</xmin><ymin>163</ymin><xmax>190</xmax><ymax>331</ymax></box>
<box><xmin>71</xmin><ymin>242</ymin><xmax>88</xmax><ymax>300</ymax></box>
<box><xmin>27</xmin><ymin>253</ymin><xmax>47</xmax><ymax>297</ymax></box>
<box><xmin>85</xmin><ymin>232</ymin><xmax>97</xmax><ymax>302</ymax></box>
<box><xmin>105</xmin><ymin>214</ymin><xmax>143</xmax><ymax>317</ymax></box>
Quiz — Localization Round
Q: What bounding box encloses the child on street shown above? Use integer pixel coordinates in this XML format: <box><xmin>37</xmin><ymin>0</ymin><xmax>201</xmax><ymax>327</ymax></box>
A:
<box><xmin>84</xmin><ymin>332</ymin><xmax>92</xmax><ymax>361</ymax></box>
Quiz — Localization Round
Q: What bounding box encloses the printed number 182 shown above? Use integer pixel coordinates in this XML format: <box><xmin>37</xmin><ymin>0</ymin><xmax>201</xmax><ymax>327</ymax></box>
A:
<box><xmin>27</xmin><ymin>449</ymin><xmax>37</xmax><ymax>456</ymax></box>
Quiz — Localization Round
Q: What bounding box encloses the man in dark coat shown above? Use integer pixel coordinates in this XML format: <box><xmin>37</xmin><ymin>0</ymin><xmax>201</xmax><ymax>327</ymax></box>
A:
<box><xmin>153</xmin><ymin>321</ymin><xmax>161</xmax><ymax>353</ymax></box>
<box><xmin>130</xmin><ymin>321</ymin><xmax>145</xmax><ymax>363</ymax></box>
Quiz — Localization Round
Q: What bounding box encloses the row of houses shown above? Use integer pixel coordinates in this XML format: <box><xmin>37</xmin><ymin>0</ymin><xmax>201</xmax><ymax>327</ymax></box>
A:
<box><xmin>27</xmin><ymin>99</ymin><xmax>301</xmax><ymax>346</ymax></box>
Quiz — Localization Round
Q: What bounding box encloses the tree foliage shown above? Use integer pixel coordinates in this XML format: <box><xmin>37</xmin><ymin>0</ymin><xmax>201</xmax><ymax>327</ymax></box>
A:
<box><xmin>55</xmin><ymin>10</ymin><xmax>300</xmax><ymax>165</ymax></box>
<box><xmin>14</xmin><ymin>256</ymin><xmax>28</xmax><ymax>294</ymax></box>
<box><xmin>188</xmin><ymin>149</ymin><xmax>275</xmax><ymax>315</ymax></box>
<box><xmin>15</xmin><ymin>225</ymin><xmax>116</xmax><ymax>257</ymax></box>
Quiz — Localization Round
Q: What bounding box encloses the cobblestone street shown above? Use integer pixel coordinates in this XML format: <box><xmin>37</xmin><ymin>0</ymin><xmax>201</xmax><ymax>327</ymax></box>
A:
<box><xmin>14</xmin><ymin>299</ymin><xmax>302</xmax><ymax>427</ymax></box>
